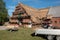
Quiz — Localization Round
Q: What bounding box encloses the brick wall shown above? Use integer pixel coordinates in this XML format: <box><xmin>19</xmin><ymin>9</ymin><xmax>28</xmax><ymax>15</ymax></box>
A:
<box><xmin>51</xmin><ymin>17</ymin><xmax>60</xmax><ymax>28</ymax></box>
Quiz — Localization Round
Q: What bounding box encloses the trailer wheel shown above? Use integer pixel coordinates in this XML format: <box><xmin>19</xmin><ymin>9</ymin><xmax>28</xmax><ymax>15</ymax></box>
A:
<box><xmin>35</xmin><ymin>33</ymin><xmax>37</xmax><ymax>36</ymax></box>
<box><xmin>56</xmin><ymin>36</ymin><xmax>60</xmax><ymax>40</ymax></box>
<box><xmin>47</xmin><ymin>35</ymin><xmax>54</xmax><ymax>40</ymax></box>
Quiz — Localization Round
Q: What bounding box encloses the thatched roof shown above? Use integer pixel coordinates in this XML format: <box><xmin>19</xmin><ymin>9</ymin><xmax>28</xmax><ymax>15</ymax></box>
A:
<box><xmin>15</xmin><ymin>3</ymin><xmax>49</xmax><ymax>23</ymax></box>
<box><xmin>9</xmin><ymin>19</ymin><xmax>19</xmax><ymax>23</ymax></box>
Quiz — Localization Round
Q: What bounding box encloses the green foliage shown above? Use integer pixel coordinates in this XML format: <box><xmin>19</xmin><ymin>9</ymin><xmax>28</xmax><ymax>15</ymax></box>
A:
<box><xmin>0</xmin><ymin>0</ymin><xmax>8</xmax><ymax>25</ymax></box>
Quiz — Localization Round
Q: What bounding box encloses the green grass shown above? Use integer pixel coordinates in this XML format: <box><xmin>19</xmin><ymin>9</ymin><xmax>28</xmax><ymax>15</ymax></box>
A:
<box><xmin>0</xmin><ymin>28</ymin><xmax>46</xmax><ymax>40</ymax></box>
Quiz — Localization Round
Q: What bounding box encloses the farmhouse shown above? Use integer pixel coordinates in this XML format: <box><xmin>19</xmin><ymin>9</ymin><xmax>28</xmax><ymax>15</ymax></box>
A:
<box><xmin>9</xmin><ymin>3</ymin><xmax>60</xmax><ymax>28</ymax></box>
<box><xmin>48</xmin><ymin>6</ymin><xmax>60</xmax><ymax>28</ymax></box>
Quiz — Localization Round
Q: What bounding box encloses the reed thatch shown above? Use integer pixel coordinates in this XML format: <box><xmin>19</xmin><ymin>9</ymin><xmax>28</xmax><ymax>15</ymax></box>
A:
<box><xmin>17</xmin><ymin>3</ymin><xmax>49</xmax><ymax>23</ymax></box>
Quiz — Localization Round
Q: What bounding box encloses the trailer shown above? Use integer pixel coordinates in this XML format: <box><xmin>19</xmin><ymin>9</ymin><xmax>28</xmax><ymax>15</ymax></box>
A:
<box><xmin>35</xmin><ymin>29</ymin><xmax>60</xmax><ymax>35</ymax></box>
<box><xmin>35</xmin><ymin>29</ymin><xmax>60</xmax><ymax>40</ymax></box>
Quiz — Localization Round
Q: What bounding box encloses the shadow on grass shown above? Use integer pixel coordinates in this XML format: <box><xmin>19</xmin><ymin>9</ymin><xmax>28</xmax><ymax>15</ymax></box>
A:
<box><xmin>7</xmin><ymin>29</ymin><xmax>19</xmax><ymax>32</ymax></box>
<box><xmin>31</xmin><ymin>33</ymin><xmax>56</xmax><ymax>40</ymax></box>
<box><xmin>31</xmin><ymin>33</ymin><xmax>47</xmax><ymax>39</ymax></box>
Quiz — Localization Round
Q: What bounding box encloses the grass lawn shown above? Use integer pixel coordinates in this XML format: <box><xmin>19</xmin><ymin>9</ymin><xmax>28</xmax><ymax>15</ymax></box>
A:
<box><xmin>0</xmin><ymin>28</ymin><xmax>46</xmax><ymax>40</ymax></box>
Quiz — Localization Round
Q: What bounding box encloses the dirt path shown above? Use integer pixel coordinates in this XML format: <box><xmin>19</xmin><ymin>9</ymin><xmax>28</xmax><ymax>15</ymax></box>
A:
<box><xmin>0</xmin><ymin>26</ymin><xmax>7</xmax><ymax>30</ymax></box>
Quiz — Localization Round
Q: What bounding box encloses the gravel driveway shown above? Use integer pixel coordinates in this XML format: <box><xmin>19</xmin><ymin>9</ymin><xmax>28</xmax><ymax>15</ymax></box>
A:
<box><xmin>0</xmin><ymin>26</ymin><xmax>7</xmax><ymax>30</ymax></box>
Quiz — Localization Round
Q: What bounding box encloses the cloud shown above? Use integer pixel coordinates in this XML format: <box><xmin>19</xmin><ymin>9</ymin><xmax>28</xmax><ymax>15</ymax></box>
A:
<box><xmin>7</xmin><ymin>6</ymin><xmax>15</xmax><ymax>9</ymax></box>
<box><xmin>7</xmin><ymin>6</ymin><xmax>15</xmax><ymax>12</ymax></box>
<box><xmin>8</xmin><ymin>6</ymin><xmax>15</xmax><ymax>16</ymax></box>
<box><xmin>8</xmin><ymin>9</ymin><xmax>14</xmax><ymax>12</ymax></box>
<box><xmin>8</xmin><ymin>9</ymin><xmax>14</xmax><ymax>16</ymax></box>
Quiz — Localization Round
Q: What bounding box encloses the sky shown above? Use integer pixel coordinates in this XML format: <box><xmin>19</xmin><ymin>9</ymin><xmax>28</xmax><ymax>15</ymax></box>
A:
<box><xmin>3</xmin><ymin>0</ymin><xmax>60</xmax><ymax>16</ymax></box>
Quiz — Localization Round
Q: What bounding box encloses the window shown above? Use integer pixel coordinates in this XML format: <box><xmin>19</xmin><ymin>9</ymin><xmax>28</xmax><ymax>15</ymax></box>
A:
<box><xmin>55</xmin><ymin>21</ymin><xmax>57</xmax><ymax>23</ymax></box>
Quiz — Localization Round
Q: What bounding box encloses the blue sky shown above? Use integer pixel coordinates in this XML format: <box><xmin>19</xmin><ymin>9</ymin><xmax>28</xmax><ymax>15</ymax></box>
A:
<box><xmin>3</xmin><ymin>0</ymin><xmax>60</xmax><ymax>16</ymax></box>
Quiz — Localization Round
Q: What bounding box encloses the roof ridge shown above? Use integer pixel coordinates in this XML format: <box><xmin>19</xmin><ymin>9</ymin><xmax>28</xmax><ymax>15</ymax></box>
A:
<box><xmin>18</xmin><ymin>3</ymin><xmax>38</xmax><ymax>10</ymax></box>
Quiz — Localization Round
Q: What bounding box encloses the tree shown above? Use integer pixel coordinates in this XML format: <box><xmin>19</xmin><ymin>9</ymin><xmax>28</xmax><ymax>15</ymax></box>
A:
<box><xmin>0</xmin><ymin>0</ymin><xmax>9</xmax><ymax>25</ymax></box>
